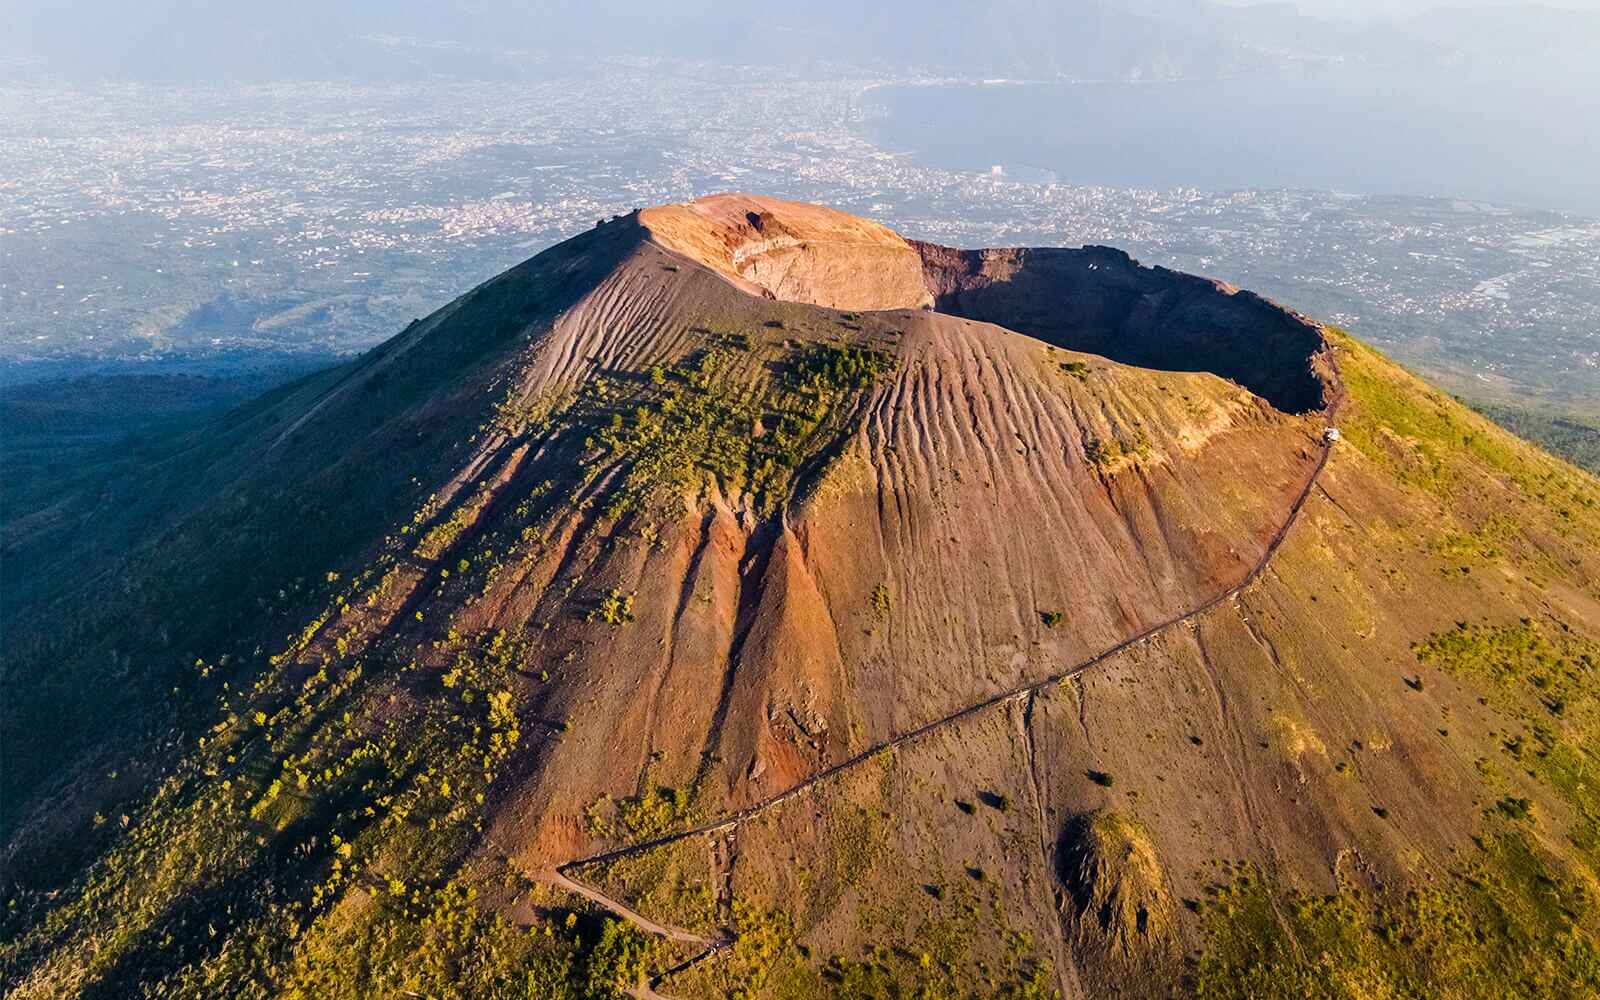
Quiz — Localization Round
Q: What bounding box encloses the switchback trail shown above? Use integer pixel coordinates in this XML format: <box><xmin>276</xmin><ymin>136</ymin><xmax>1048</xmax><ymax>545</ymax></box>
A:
<box><xmin>538</xmin><ymin>870</ymin><xmax>724</xmax><ymax>948</ymax></box>
<box><xmin>542</xmin><ymin>359</ymin><xmax>1344</xmax><ymax>993</ymax></box>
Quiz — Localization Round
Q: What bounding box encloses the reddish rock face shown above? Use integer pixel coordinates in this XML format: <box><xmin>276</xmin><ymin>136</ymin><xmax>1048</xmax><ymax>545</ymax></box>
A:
<box><xmin>641</xmin><ymin>193</ymin><xmax>934</xmax><ymax>311</ymax></box>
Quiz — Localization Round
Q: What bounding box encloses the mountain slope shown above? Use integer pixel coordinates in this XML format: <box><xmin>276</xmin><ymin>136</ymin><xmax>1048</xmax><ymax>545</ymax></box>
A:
<box><xmin>3</xmin><ymin>196</ymin><xmax>1598</xmax><ymax>999</ymax></box>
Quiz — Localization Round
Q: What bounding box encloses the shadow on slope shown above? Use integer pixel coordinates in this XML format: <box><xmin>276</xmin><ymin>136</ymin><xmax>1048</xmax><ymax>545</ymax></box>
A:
<box><xmin>917</xmin><ymin>242</ymin><xmax>1330</xmax><ymax>414</ymax></box>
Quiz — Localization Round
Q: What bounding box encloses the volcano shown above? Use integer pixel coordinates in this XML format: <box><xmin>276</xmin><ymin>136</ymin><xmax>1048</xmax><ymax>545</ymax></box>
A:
<box><xmin>5</xmin><ymin>195</ymin><xmax>1599</xmax><ymax>1000</ymax></box>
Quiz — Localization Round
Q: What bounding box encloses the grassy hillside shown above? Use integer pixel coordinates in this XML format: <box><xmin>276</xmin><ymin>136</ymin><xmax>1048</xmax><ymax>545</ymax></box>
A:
<box><xmin>1466</xmin><ymin>398</ymin><xmax>1600</xmax><ymax>475</ymax></box>
<box><xmin>1177</xmin><ymin>333</ymin><xmax>1600</xmax><ymax>998</ymax></box>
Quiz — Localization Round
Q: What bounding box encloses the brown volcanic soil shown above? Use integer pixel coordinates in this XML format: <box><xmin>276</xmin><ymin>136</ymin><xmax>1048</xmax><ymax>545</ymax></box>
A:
<box><xmin>467</xmin><ymin>201</ymin><xmax>1332</xmax><ymax>868</ymax></box>
<box><xmin>6</xmin><ymin>195</ymin><xmax>1599</xmax><ymax>1000</ymax></box>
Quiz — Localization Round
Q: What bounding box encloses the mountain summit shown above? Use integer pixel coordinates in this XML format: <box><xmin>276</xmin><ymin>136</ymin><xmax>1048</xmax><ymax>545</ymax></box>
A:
<box><xmin>5</xmin><ymin>195</ymin><xmax>1598</xmax><ymax>999</ymax></box>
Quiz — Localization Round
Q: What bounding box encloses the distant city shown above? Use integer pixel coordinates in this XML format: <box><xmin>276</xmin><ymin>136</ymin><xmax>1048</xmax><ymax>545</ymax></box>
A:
<box><xmin>3</xmin><ymin>63</ymin><xmax>1596</xmax><ymax>411</ymax></box>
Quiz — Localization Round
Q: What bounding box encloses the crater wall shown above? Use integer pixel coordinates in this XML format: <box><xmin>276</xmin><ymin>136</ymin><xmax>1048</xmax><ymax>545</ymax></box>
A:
<box><xmin>640</xmin><ymin>193</ymin><xmax>1331</xmax><ymax>414</ymax></box>
<box><xmin>916</xmin><ymin>242</ymin><xmax>1330</xmax><ymax>414</ymax></box>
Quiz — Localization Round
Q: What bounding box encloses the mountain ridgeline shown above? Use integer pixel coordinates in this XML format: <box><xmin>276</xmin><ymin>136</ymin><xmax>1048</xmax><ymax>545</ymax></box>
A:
<box><xmin>3</xmin><ymin>195</ymin><xmax>1598</xmax><ymax>999</ymax></box>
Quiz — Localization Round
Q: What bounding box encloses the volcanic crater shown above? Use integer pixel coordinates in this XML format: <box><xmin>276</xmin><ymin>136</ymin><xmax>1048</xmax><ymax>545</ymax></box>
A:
<box><xmin>9</xmin><ymin>194</ymin><xmax>1599</xmax><ymax>1000</ymax></box>
<box><xmin>640</xmin><ymin>193</ymin><xmax>1334</xmax><ymax>414</ymax></box>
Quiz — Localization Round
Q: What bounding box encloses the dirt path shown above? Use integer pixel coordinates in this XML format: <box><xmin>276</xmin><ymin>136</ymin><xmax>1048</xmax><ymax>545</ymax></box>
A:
<box><xmin>547</xmin><ymin>365</ymin><xmax>1344</xmax><ymax>991</ymax></box>
<box><xmin>564</xmin><ymin>425</ymin><xmax>1337</xmax><ymax>874</ymax></box>
<box><xmin>538</xmin><ymin>869</ymin><xmax>721</xmax><ymax>948</ymax></box>
<box><xmin>533</xmin><ymin>870</ymin><xmax>729</xmax><ymax>1000</ymax></box>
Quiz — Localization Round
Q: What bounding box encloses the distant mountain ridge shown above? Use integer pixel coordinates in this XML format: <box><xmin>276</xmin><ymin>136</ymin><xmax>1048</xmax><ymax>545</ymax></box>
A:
<box><xmin>9</xmin><ymin>0</ymin><xmax>1598</xmax><ymax>81</ymax></box>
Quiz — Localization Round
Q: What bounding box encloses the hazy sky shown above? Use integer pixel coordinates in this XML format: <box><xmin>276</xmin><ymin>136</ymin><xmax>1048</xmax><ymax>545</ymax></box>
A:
<box><xmin>1225</xmin><ymin>0</ymin><xmax>1600</xmax><ymax>13</ymax></box>
<box><xmin>5</xmin><ymin>0</ymin><xmax>1597</xmax><ymax>84</ymax></box>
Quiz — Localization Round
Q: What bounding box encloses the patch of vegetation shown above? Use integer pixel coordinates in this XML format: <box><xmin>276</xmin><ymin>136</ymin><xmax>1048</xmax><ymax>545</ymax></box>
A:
<box><xmin>1192</xmin><ymin>833</ymin><xmax>1600</xmax><ymax>999</ymax></box>
<box><xmin>793</xmin><ymin>343</ymin><xmax>894</xmax><ymax>395</ymax></box>
<box><xmin>277</xmin><ymin>876</ymin><xmax>656</xmax><ymax>1000</ymax></box>
<box><xmin>1413</xmin><ymin>619</ymin><xmax>1587</xmax><ymax>697</ymax></box>
<box><xmin>815</xmin><ymin>905</ymin><xmax>1056</xmax><ymax>1000</ymax></box>
<box><xmin>1039</xmin><ymin>610</ymin><xmax>1064</xmax><ymax>628</ymax></box>
<box><xmin>1414</xmin><ymin>619</ymin><xmax>1600</xmax><ymax>866</ymax></box>
<box><xmin>720</xmin><ymin>903</ymin><xmax>813</xmax><ymax>997</ymax></box>
<box><xmin>585</xmin><ymin>785</ymin><xmax>696</xmax><ymax>842</ymax></box>
<box><xmin>588</xmin><ymin>588</ymin><xmax>636</xmax><ymax>626</ymax></box>
<box><xmin>413</xmin><ymin>490</ymin><xmax>496</xmax><ymax>561</ymax></box>
<box><xmin>1085</xmin><ymin>431</ymin><xmax>1151</xmax><ymax>473</ymax></box>
<box><xmin>869</xmin><ymin>584</ymin><xmax>892</xmax><ymax>620</ymax></box>
<box><xmin>575</xmin><ymin>339</ymin><xmax>892</xmax><ymax>519</ymax></box>
<box><xmin>1428</xmin><ymin>514</ymin><xmax>1515</xmax><ymax>569</ymax></box>
<box><xmin>1467</xmin><ymin>399</ymin><xmax>1600</xmax><ymax>475</ymax></box>
<box><xmin>679</xmin><ymin>884</ymin><xmax>1057</xmax><ymax>1000</ymax></box>
<box><xmin>1496</xmin><ymin>796</ymin><xmax>1534</xmax><ymax>821</ymax></box>
<box><xmin>0</xmin><ymin>614</ymin><xmax>565</xmax><ymax>998</ymax></box>
<box><xmin>783</xmin><ymin>793</ymin><xmax>890</xmax><ymax>931</ymax></box>
<box><xmin>584</xmin><ymin>918</ymin><xmax>657</xmax><ymax>998</ymax></box>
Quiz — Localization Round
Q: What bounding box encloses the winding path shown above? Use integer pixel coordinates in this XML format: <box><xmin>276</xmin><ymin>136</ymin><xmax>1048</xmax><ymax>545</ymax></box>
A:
<box><xmin>539</xmin><ymin>870</ymin><xmax>724</xmax><ymax>948</ymax></box>
<box><xmin>541</xmin><ymin>364</ymin><xmax>1345</xmax><ymax>994</ymax></box>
